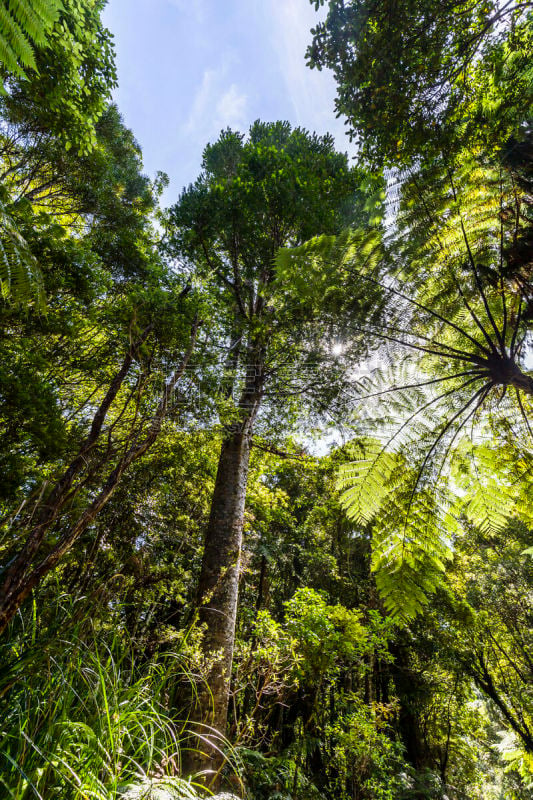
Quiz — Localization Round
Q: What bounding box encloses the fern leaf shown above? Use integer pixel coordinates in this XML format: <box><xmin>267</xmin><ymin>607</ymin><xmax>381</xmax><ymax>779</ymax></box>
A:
<box><xmin>0</xmin><ymin>199</ymin><xmax>45</xmax><ymax>309</ymax></box>
<box><xmin>0</xmin><ymin>0</ymin><xmax>62</xmax><ymax>87</ymax></box>
<box><xmin>0</xmin><ymin>4</ymin><xmax>36</xmax><ymax>69</ymax></box>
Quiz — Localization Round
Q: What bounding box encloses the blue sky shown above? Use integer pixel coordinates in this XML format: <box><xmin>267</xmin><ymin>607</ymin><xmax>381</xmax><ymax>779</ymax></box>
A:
<box><xmin>102</xmin><ymin>0</ymin><xmax>355</xmax><ymax>206</ymax></box>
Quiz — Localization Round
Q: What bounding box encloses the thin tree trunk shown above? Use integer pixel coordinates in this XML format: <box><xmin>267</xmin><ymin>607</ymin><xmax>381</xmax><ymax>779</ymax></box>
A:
<box><xmin>0</xmin><ymin>326</ymin><xmax>152</xmax><ymax>599</ymax></box>
<box><xmin>255</xmin><ymin>553</ymin><xmax>267</xmax><ymax>612</ymax></box>
<box><xmin>390</xmin><ymin>642</ymin><xmax>430</xmax><ymax>777</ymax></box>
<box><xmin>0</xmin><ymin>319</ymin><xmax>198</xmax><ymax>635</ymax></box>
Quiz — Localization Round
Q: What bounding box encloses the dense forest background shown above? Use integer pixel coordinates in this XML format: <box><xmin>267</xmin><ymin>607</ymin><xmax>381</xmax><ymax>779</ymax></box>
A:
<box><xmin>0</xmin><ymin>1</ymin><xmax>532</xmax><ymax>799</ymax></box>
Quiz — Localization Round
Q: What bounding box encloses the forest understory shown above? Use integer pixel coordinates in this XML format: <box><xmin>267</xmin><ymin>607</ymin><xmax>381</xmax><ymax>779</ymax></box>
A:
<box><xmin>0</xmin><ymin>1</ymin><xmax>532</xmax><ymax>799</ymax></box>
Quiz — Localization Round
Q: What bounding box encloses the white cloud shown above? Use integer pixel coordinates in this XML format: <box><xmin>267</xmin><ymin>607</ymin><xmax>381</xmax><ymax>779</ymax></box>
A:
<box><xmin>216</xmin><ymin>84</ymin><xmax>247</xmax><ymax>130</ymax></box>
<box><xmin>184</xmin><ymin>66</ymin><xmax>247</xmax><ymax>140</ymax></box>
<box><xmin>266</xmin><ymin>0</ymin><xmax>356</xmax><ymax>156</ymax></box>
<box><xmin>184</xmin><ymin>68</ymin><xmax>217</xmax><ymax>134</ymax></box>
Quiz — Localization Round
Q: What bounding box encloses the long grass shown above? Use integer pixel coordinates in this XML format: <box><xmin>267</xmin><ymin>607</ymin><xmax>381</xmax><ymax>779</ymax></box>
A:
<box><xmin>0</xmin><ymin>596</ymin><xmax>204</xmax><ymax>800</ymax></box>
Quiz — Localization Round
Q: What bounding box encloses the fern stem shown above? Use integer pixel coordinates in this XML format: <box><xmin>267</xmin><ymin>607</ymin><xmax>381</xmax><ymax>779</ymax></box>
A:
<box><xmin>352</xmin><ymin>324</ymin><xmax>487</xmax><ymax>365</ymax></box>
<box><xmin>343</xmin><ymin>256</ymin><xmax>493</xmax><ymax>356</ymax></box>
<box><xmin>514</xmin><ymin>387</ymin><xmax>533</xmax><ymax>442</ymax></box>
<box><xmin>362</xmin><ymin>319</ymin><xmax>487</xmax><ymax>361</ymax></box>
<box><xmin>355</xmin><ymin>369</ymin><xmax>488</xmax><ymax>401</ymax></box>
<box><xmin>401</xmin><ymin>380</ymin><xmax>493</xmax><ymax>541</ymax></box>
<box><xmin>509</xmin><ymin>293</ymin><xmax>523</xmax><ymax>358</ymax></box>
<box><xmin>447</xmin><ymin>168</ymin><xmax>506</xmax><ymax>354</ymax></box>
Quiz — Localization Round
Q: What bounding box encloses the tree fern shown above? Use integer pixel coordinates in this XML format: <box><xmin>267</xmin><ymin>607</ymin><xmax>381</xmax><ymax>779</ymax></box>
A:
<box><xmin>278</xmin><ymin>145</ymin><xmax>533</xmax><ymax>620</ymax></box>
<box><xmin>0</xmin><ymin>0</ymin><xmax>61</xmax><ymax>89</ymax></box>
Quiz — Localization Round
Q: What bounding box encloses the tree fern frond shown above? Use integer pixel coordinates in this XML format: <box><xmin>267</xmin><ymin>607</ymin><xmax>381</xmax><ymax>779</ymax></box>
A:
<box><xmin>0</xmin><ymin>0</ymin><xmax>61</xmax><ymax>87</ymax></box>
<box><xmin>283</xmin><ymin>143</ymin><xmax>532</xmax><ymax>622</ymax></box>
<box><xmin>8</xmin><ymin>0</ymin><xmax>60</xmax><ymax>47</ymax></box>
<box><xmin>451</xmin><ymin>437</ymin><xmax>530</xmax><ymax>535</ymax></box>
<box><xmin>0</xmin><ymin>3</ymin><xmax>36</xmax><ymax>70</ymax></box>
<box><xmin>371</xmin><ymin>483</ymin><xmax>455</xmax><ymax>621</ymax></box>
<box><xmin>0</xmin><ymin>198</ymin><xmax>44</xmax><ymax>308</ymax></box>
<box><xmin>338</xmin><ymin>439</ymin><xmax>401</xmax><ymax>525</ymax></box>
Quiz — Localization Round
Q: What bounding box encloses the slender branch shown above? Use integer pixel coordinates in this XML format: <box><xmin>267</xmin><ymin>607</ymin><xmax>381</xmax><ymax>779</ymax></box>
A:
<box><xmin>0</xmin><ymin>326</ymin><xmax>153</xmax><ymax>593</ymax></box>
<box><xmin>0</xmin><ymin>318</ymin><xmax>200</xmax><ymax>636</ymax></box>
<box><xmin>509</xmin><ymin>294</ymin><xmax>523</xmax><ymax>358</ymax></box>
<box><xmin>251</xmin><ymin>439</ymin><xmax>311</xmax><ymax>462</ymax></box>
<box><xmin>515</xmin><ymin>388</ymin><xmax>533</xmax><ymax>442</ymax></box>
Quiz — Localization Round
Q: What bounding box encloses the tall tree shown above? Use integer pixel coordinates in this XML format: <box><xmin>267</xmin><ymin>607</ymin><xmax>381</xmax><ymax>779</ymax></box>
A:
<box><xmin>165</xmin><ymin>121</ymin><xmax>376</xmax><ymax>777</ymax></box>
<box><xmin>307</xmin><ymin>0</ymin><xmax>532</xmax><ymax>165</ymax></box>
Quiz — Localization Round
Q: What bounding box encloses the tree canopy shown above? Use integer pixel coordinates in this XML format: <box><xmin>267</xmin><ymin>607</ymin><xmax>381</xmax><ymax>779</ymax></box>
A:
<box><xmin>0</xmin><ymin>2</ymin><xmax>532</xmax><ymax>799</ymax></box>
<box><xmin>308</xmin><ymin>0</ymin><xmax>533</xmax><ymax>164</ymax></box>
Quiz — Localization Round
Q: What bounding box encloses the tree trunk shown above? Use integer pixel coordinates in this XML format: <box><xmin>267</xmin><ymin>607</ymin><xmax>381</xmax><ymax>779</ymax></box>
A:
<box><xmin>185</xmin><ymin>330</ymin><xmax>264</xmax><ymax>784</ymax></box>
<box><xmin>185</xmin><ymin>423</ymin><xmax>253</xmax><ymax>782</ymax></box>
<box><xmin>390</xmin><ymin>640</ymin><xmax>430</xmax><ymax>776</ymax></box>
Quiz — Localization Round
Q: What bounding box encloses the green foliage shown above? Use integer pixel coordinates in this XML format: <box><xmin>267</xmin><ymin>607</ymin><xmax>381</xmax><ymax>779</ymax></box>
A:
<box><xmin>339</xmin><ymin>443</ymin><xmax>454</xmax><ymax>622</ymax></box>
<box><xmin>164</xmin><ymin>121</ymin><xmax>376</xmax><ymax>448</ymax></box>
<box><xmin>0</xmin><ymin>193</ymin><xmax>44</xmax><ymax>307</ymax></box>
<box><xmin>235</xmin><ymin>452</ymin><xmax>524</xmax><ymax>798</ymax></box>
<box><xmin>0</xmin><ymin>0</ymin><xmax>61</xmax><ymax>88</ymax></box>
<box><xmin>440</xmin><ymin>520</ymin><xmax>533</xmax><ymax>763</ymax></box>
<box><xmin>0</xmin><ymin>0</ymin><xmax>532</xmax><ymax>796</ymax></box>
<box><xmin>307</xmin><ymin>0</ymin><xmax>533</xmax><ymax>164</ymax></box>
<box><xmin>2</xmin><ymin>0</ymin><xmax>116</xmax><ymax>154</ymax></box>
<box><xmin>291</xmin><ymin>146</ymin><xmax>533</xmax><ymax>620</ymax></box>
<box><xmin>321</xmin><ymin>705</ymin><xmax>407</xmax><ymax>800</ymax></box>
<box><xmin>0</xmin><ymin>601</ymin><xmax>201</xmax><ymax>800</ymax></box>
<box><xmin>450</xmin><ymin>439</ymin><xmax>529</xmax><ymax>533</ymax></box>
<box><xmin>305</xmin><ymin>0</ymin><xmax>531</xmax><ymax>635</ymax></box>
<box><xmin>284</xmin><ymin>587</ymin><xmax>369</xmax><ymax>680</ymax></box>
<box><xmin>169</xmin><ymin>120</ymin><xmax>361</xmax><ymax>262</ymax></box>
<box><xmin>275</xmin><ymin>226</ymin><xmax>384</xmax><ymax>316</ymax></box>
<box><xmin>0</xmin><ymin>1</ymin><xmax>118</xmax><ymax>306</ymax></box>
<box><xmin>240</xmin><ymin>587</ymin><xmax>374</xmax><ymax>692</ymax></box>
<box><xmin>235</xmin><ymin>587</ymin><xmax>404</xmax><ymax>800</ymax></box>
<box><xmin>240</xmin><ymin>720</ymin><xmax>406</xmax><ymax>800</ymax></box>
<box><xmin>239</xmin><ymin>749</ymin><xmax>326</xmax><ymax>800</ymax></box>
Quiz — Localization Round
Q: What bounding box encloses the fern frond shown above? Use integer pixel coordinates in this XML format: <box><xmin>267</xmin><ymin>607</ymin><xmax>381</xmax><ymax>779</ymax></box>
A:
<box><xmin>371</xmin><ymin>480</ymin><xmax>455</xmax><ymax>621</ymax></box>
<box><xmin>451</xmin><ymin>437</ymin><xmax>529</xmax><ymax>535</ymax></box>
<box><xmin>284</xmin><ymin>145</ymin><xmax>532</xmax><ymax>621</ymax></box>
<box><xmin>338</xmin><ymin>439</ymin><xmax>401</xmax><ymax>525</ymax></box>
<box><xmin>0</xmin><ymin>199</ymin><xmax>44</xmax><ymax>309</ymax></box>
<box><xmin>9</xmin><ymin>0</ymin><xmax>51</xmax><ymax>47</ymax></box>
<box><xmin>0</xmin><ymin>3</ymin><xmax>35</xmax><ymax>70</ymax></box>
<box><xmin>0</xmin><ymin>0</ymin><xmax>61</xmax><ymax>87</ymax></box>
